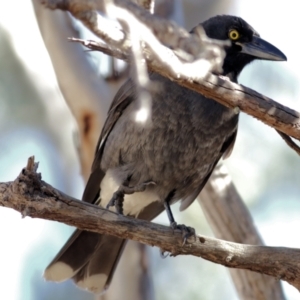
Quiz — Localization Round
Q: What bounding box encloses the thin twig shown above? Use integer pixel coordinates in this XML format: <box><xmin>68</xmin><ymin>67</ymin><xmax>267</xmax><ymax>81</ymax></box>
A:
<box><xmin>276</xmin><ymin>130</ymin><xmax>300</xmax><ymax>156</ymax></box>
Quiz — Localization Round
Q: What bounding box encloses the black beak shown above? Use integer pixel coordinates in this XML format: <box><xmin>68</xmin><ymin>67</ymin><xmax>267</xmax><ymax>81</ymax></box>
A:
<box><xmin>237</xmin><ymin>36</ymin><xmax>287</xmax><ymax>61</ymax></box>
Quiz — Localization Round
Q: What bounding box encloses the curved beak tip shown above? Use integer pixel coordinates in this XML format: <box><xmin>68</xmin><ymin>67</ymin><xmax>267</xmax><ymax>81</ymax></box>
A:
<box><xmin>239</xmin><ymin>36</ymin><xmax>287</xmax><ymax>62</ymax></box>
<box><xmin>281</xmin><ymin>53</ymin><xmax>287</xmax><ymax>62</ymax></box>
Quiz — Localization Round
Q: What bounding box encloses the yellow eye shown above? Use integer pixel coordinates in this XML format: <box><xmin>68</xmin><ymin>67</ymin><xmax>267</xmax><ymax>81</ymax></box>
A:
<box><xmin>229</xmin><ymin>29</ymin><xmax>240</xmax><ymax>40</ymax></box>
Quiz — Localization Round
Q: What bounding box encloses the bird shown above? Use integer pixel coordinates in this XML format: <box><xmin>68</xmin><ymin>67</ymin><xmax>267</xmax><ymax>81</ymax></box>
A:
<box><xmin>44</xmin><ymin>15</ymin><xmax>286</xmax><ymax>294</ymax></box>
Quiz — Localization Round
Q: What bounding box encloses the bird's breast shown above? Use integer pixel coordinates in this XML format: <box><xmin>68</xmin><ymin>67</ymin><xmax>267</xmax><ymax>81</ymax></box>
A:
<box><xmin>101</xmin><ymin>73</ymin><xmax>238</xmax><ymax>204</ymax></box>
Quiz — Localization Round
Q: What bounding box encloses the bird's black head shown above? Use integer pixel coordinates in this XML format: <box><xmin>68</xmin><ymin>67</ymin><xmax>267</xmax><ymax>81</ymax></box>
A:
<box><xmin>197</xmin><ymin>15</ymin><xmax>286</xmax><ymax>80</ymax></box>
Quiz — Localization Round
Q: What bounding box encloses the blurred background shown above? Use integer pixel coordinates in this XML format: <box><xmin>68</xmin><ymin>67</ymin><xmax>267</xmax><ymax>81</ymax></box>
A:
<box><xmin>1</xmin><ymin>0</ymin><xmax>300</xmax><ymax>299</ymax></box>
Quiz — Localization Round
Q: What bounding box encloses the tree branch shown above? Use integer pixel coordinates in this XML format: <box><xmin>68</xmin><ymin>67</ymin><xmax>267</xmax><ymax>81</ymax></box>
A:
<box><xmin>1</xmin><ymin>156</ymin><xmax>300</xmax><ymax>291</ymax></box>
<box><xmin>43</xmin><ymin>0</ymin><xmax>224</xmax><ymax>57</ymax></box>
<box><xmin>70</xmin><ymin>37</ymin><xmax>300</xmax><ymax>147</ymax></box>
<box><xmin>40</xmin><ymin>0</ymin><xmax>300</xmax><ymax>145</ymax></box>
<box><xmin>32</xmin><ymin>1</ymin><xmax>113</xmax><ymax>180</ymax></box>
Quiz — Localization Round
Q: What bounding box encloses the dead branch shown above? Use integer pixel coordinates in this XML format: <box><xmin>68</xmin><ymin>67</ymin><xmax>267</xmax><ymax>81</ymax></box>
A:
<box><xmin>70</xmin><ymin>38</ymin><xmax>300</xmax><ymax>148</ymax></box>
<box><xmin>40</xmin><ymin>0</ymin><xmax>300</xmax><ymax>144</ymax></box>
<box><xmin>276</xmin><ymin>130</ymin><xmax>300</xmax><ymax>156</ymax></box>
<box><xmin>0</xmin><ymin>156</ymin><xmax>300</xmax><ymax>291</ymax></box>
<box><xmin>42</xmin><ymin>0</ymin><xmax>223</xmax><ymax>57</ymax></box>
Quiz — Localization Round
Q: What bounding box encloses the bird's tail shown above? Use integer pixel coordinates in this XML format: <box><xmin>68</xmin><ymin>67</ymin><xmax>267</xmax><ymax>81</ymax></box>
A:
<box><xmin>44</xmin><ymin>229</ymin><xmax>126</xmax><ymax>294</ymax></box>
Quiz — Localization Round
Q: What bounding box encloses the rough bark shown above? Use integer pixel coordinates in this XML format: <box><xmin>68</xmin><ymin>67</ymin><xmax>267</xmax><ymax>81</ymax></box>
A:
<box><xmin>40</xmin><ymin>0</ymin><xmax>300</xmax><ymax>144</ymax></box>
<box><xmin>71</xmin><ymin>37</ymin><xmax>300</xmax><ymax>145</ymax></box>
<box><xmin>0</xmin><ymin>157</ymin><xmax>299</xmax><ymax>292</ymax></box>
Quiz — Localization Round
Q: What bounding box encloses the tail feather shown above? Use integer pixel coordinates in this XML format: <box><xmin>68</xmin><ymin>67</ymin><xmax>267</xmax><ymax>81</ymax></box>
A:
<box><xmin>44</xmin><ymin>230</ymin><xmax>125</xmax><ymax>293</ymax></box>
<box><xmin>44</xmin><ymin>199</ymin><xmax>165</xmax><ymax>293</ymax></box>
<box><xmin>73</xmin><ymin>236</ymin><xmax>126</xmax><ymax>293</ymax></box>
<box><xmin>44</xmin><ymin>230</ymin><xmax>101</xmax><ymax>282</ymax></box>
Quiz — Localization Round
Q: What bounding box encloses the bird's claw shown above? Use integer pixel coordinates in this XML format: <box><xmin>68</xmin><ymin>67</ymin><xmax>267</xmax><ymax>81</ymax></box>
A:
<box><xmin>106</xmin><ymin>180</ymin><xmax>156</xmax><ymax>214</ymax></box>
<box><xmin>160</xmin><ymin>249</ymin><xmax>170</xmax><ymax>258</ymax></box>
<box><xmin>171</xmin><ymin>222</ymin><xmax>196</xmax><ymax>246</ymax></box>
<box><xmin>106</xmin><ymin>190</ymin><xmax>124</xmax><ymax>214</ymax></box>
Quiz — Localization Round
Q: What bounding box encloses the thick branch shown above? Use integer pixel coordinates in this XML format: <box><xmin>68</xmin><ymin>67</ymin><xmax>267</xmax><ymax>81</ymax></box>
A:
<box><xmin>41</xmin><ymin>0</ymin><xmax>300</xmax><ymax>142</ymax></box>
<box><xmin>0</xmin><ymin>157</ymin><xmax>300</xmax><ymax>291</ymax></box>
<box><xmin>43</xmin><ymin>0</ymin><xmax>223</xmax><ymax>57</ymax></box>
<box><xmin>71</xmin><ymin>38</ymin><xmax>300</xmax><ymax>143</ymax></box>
<box><xmin>32</xmin><ymin>1</ymin><xmax>113</xmax><ymax>180</ymax></box>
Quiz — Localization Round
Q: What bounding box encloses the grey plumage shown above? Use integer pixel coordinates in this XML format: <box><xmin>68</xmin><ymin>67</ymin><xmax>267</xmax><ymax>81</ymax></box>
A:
<box><xmin>44</xmin><ymin>15</ymin><xmax>286</xmax><ymax>294</ymax></box>
<box><xmin>101</xmin><ymin>73</ymin><xmax>238</xmax><ymax>208</ymax></box>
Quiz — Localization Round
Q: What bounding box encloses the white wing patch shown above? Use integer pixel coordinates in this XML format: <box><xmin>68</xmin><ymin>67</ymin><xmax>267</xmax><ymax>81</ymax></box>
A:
<box><xmin>100</xmin><ymin>170</ymin><xmax>159</xmax><ymax>217</ymax></box>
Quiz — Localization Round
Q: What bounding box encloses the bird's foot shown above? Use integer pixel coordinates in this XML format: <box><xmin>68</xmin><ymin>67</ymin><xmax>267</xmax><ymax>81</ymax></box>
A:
<box><xmin>121</xmin><ymin>180</ymin><xmax>156</xmax><ymax>194</ymax></box>
<box><xmin>171</xmin><ymin>222</ymin><xmax>196</xmax><ymax>246</ymax></box>
<box><xmin>106</xmin><ymin>190</ymin><xmax>124</xmax><ymax>214</ymax></box>
<box><xmin>106</xmin><ymin>180</ymin><xmax>156</xmax><ymax>214</ymax></box>
<box><xmin>160</xmin><ymin>249</ymin><xmax>170</xmax><ymax>258</ymax></box>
